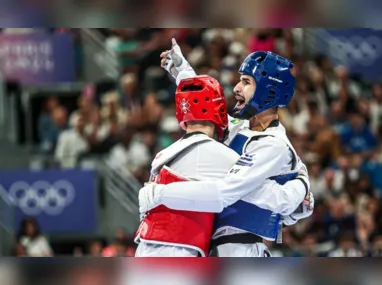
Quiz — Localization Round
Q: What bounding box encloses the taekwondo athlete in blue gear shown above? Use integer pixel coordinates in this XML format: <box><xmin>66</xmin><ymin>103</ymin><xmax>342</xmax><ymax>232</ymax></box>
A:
<box><xmin>216</xmin><ymin>52</ymin><xmax>298</xmax><ymax>235</ymax></box>
<box><xmin>139</xmin><ymin>43</ymin><xmax>313</xmax><ymax>257</ymax></box>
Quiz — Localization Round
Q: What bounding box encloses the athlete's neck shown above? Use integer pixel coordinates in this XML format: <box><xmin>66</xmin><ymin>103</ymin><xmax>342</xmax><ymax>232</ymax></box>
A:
<box><xmin>250</xmin><ymin>113</ymin><xmax>278</xmax><ymax>132</ymax></box>
<box><xmin>186</xmin><ymin>121</ymin><xmax>215</xmax><ymax>138</ymax></box>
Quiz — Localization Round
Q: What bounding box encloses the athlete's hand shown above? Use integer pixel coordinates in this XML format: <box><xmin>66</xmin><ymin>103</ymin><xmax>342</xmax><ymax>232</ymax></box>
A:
<box><xmin>160</xmin><ymin>38</ymin><xmax>191</xmax><ymax>80</ymax></box>
<box><xmin>281</xmin><ymin>191</ymin><xmax>314</xmax><ymax>226</ymax></box>
<box><xmin>138</xmin><ymin>182</ymin><xmax>163</xmax><ymax>214</ymax></box>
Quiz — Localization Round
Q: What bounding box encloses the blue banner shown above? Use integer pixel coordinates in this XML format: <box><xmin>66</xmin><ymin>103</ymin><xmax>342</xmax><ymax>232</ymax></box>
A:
<box><xmin>0</xmin><ymin>169</ymin><xmax>97</xmax><ymax>234</ymax></box>
<box><xmin>0</xmin><ymin>33</ymin><xmax>76</xmax><ymax>85</ymax></box>
<box><xmin>315</xmin><ymin>29</ymin><xmax>382</xmax><ymax>82</ymax></box>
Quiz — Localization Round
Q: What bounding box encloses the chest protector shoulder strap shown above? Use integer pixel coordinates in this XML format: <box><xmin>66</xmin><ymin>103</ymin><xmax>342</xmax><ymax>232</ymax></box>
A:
<box><xmin>151</xmin><ymin>134</ymin><xmax>213</xmax><ymax>178</ymax></box>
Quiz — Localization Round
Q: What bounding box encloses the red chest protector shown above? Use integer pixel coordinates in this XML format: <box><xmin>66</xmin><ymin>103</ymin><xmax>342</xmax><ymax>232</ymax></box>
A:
<box><xmin>135</xmin><ymin>166</ymin><xmax>215</xmax><ymax>257</ymax></box>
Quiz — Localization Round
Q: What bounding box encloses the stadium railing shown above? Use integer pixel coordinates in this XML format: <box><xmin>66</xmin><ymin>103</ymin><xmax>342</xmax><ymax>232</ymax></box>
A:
<box><xmin>80</xmin><ymin>28</ymin><xmax>120</xmax><ymax>82</ymax></box>
<box><xmin>0</xmin><ymin>185</ymin><xmax>16</xmax><ymax>256</ymax></box>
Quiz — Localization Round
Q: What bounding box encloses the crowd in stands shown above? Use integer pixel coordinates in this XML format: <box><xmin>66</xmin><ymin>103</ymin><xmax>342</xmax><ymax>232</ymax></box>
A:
<box><xmin>12</xmin><ymin>217</ymin><xmax>136</xmax><ymax>257</ymax></box>
<box><xmin>5</xmin><ymin>28</ymin><xmax>382</xmax><ymax>257</ymax></box>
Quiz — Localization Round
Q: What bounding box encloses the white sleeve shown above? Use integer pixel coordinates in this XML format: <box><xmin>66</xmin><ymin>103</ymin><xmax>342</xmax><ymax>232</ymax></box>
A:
<box><xmin>157</xmin><ymin>137</ymin><xmax>307</xmax><ymax>215</ymax></box>
<box><xmin>247</xmin><ymin>177</ymin><xmax>309</xmax><ymax>216</ymax></box>
<box><xmin>175</xmin><ymin>69</ymin><xmax>197</xmax><ymax>85</ymax></box>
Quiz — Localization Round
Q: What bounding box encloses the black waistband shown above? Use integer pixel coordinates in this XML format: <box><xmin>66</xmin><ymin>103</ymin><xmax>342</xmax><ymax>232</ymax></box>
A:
<box><xmin>212</xmin><ymin>233</ymin><xmax>263</xmax><ymax>247</ymax></box>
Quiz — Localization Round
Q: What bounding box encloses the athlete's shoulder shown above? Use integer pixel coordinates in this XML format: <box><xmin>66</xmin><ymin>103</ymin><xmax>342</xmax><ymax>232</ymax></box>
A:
<box><xmin>154</xmin><ymin>133</ymin><xmax>211</xmax><ymax>159</ymax></box>
<box><xmin>245</xmin><ymin>132</ymin><xmax>289</xmax><ymax>156</ymax></box>
<box><xmin>203</xmin><ymin>139</ymin><xmax>239</xmax><ymax>159</ymax></box>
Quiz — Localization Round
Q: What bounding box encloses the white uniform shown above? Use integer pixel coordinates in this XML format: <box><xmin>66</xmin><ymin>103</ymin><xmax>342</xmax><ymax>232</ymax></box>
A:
<box><xmin>152</xmin><ymin>117</ymin><xmax>308</xmax><ymax>257</ymax></box>
<box><xmin>135</xmin><ymin>132</ymin><xmax>239</xmax><ymax>257</ymax></box>
<box><xmin>212</xmin><ymin>116</ymin><xmax>307</xmax><ymax>256</ymax></box>
<box><xmin>138</xmin><ymin>63</ymin><xmax>310</xmax><ymax>256</ymax></box>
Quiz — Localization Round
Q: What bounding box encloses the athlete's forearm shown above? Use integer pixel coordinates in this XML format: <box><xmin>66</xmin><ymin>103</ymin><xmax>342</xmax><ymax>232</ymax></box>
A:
<box><xmin>176</xmin><ymin>69</ymin><xmax>198</xmax><ymax>85</ymax></box>
<box><xmin>157</xmin><ymin>180</ymin><xmax>225</xmax><ymax>213</ymax></box>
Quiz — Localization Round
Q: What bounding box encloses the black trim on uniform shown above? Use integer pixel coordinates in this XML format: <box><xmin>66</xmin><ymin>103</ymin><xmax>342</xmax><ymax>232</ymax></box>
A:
<box><xmin>264</xmin><ymin>120</ymin><xmax>297</xmax><ymax>169</ymax></box>
<box><xmin>244</xmin><ymin>134</ymin><xmax>273</xmax><ymax>153</ymax></box>
<box><xmin>182</xmin><ymin>131</ymin><xmax>206</xmax><ymax>139</ymax></box>
<box><xmin>165</xmin><ymin>133</ymin><xmax>210</xmax><ymax>167</ymax></box>
<box><xmin>244</xmin><ymin>130</ymin><xmax>297</xmax><ymax>171</ymax></box>
<box><xmin>243</xmin><ymin>120</ymin><xmax>279</xmax><ymax>149</ymax></box>
<box><xmin>297</xmin><ymin>177</ymin><xmax>309</xmax><ymax>196</ymax></box>
<box><xmin>264</xmin><ymin>250</ymin><xmax>271</xmax><ymax>257</ymax></box>
<box><xmin>211</xmin><ymin>233</ymin><xmax>263</xmax><ymax>247</ymax></box>
<box><xmin>265</xmin><ymin>119</ymin><xmax>280</xmax><ymax>130</ymax></box>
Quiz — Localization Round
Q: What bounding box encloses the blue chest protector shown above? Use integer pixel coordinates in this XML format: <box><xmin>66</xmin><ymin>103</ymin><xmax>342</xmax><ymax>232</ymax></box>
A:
<box><xmin>214</xmin><ymin>133</ymin><xmax>297</xmax><ymax>240</ymax></box>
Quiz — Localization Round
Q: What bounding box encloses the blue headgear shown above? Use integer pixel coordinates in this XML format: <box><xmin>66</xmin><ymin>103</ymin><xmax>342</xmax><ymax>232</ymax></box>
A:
<box><xmin>233</xmin><ymin>51</ymin><xmax>295</xmax><ymax>119</ymax></box>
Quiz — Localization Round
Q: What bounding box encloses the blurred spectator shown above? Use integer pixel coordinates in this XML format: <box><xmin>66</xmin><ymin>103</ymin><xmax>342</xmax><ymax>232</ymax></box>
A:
<box><xmin>102</xmin><ymin>228</ymin><xmax>136</xmax><ymax>257</ymax></box>
<box><xmin>107</xmin><ymin>125</ymin><xmax>150</xmax><ymax>178</ymax></box>
<box><xmin>158</xmin><ymin>116</ymin><xmax>183</xmax><ymax>149</ymax></box>
<box><xmin>247</xmin><ymin>29</ymin><xmax>276</xmax><ymax>53</ymax></box>
<box><xmin>356</xmin><ymin>212</ymin><xmax>376</xmax><ymax>253</ymax></box>
<box><xmin>54</xmin><ymin>113</ymin><xmax>90</xmax><ymax>168</ymax></box>
<box><xmin>38</xmin><ymin>98</ymin><xmax>68</xmax><ymax>154</ymax></box>
<box><xmin>11</xmin><ymin>243</ymin><xmax>27</xmax><ymax>257</ymax></box>
<box><xmin>38</xmin><ymin>97</ymin><xmax>59</xmax><ymax>136</ymax></box>
<box><xmin>17</xmin><ymin>217</ymin><xmax>53</xmax><ymax>257</ymax></box>
<box><xmin>367</xmin><ymin>198</ymin><xmax>382</xmax><ymax>233</ymax></box>
<box><xmin>322</xmin><ymin>196</ymin><xmax>356</xmax><ymax>243</ymax></box>
<box><xmin>120</xmin><ymin>73</ymin><xmax>142</xmax><ymax>112</ymax></box>
<box><xmin>105</xmin><ymin>28</ymin><xmax>140</xmax><ymax>74</ymax></box>
<box><xmin>102</xmin><ymin>239</ymin><xmax>128</xmax><ymax>257</ymax></box>
<box><xmin>361</xmin><ymin>156</ymin><xmax>382</xmax><ymax>198</ymax></box>
<box><xmin>69</xmin><ymin>86</ymin><xmax>95</xmax><ymax>128</ymax></box>
<box><xmin>370</xmin><ymin>83</ymin><xmax>382</xmax><ymax>134</ymax></box>
<box><xmin>307</xmin><ymin>160</ymin><xmax>326</xmax><ymax>200</ymax></box>
<box><xmin>310</xmin><ymin>67</ymin><xmax>331</xmax><ymax>115</ymax></box>
<box><xmin>293</xmin><ymin>99</ymin><xmax>319</xmax><ymax>136</ymax></box>
<box><xmin>298</xmin><ymin>235</ymin><xmax>319</xmax><ymax>257</ymax></box>
<box><xmin>339</xmin><ymin>109</ymin><xmax>378</xmax><ymax>154</ymax></box>
<box><xmin>100</xmin><ymin>91</ymin><xmax>127</xmax><ymax>126</ymax></box>
<box><xmin>322</xmin><ymin>168</ymin><xmax>344</xmax><ymax>199</ymax></box>
<box><xmin>370</xmin><ymin>235</ymin><xmax>382</xmax><ymax>257</ymax></box>
<box><xmin>88</xmin><ymin>240</ymin><xmax>103</xmax><ymax>256</ymax></box>
<box><xmin>73</xmin><ymin>247</ymin><xmax>84</xmax><ymax>256</ymax></box>
<box><xmin>328</xmin><ymin>232</ymin><xmax>363</xmax><ymax>257</ymax></box>
<box><xmin>85</xmin><ymin>106</ymin><xmax>110</xmax><ymax>151</ymax></box>
<box><xmin>142</xmin><ymin>93</ymin><xmax>163</xmax><ymax>126</ymax></box>
<box><xmin>329</xmin><ymin>99</ymin><xmax>349</xmax><ymax>134</ymax></box>
<box><xmin>328</xmin><ymin>66</ymin><xmax>362</xmax><ymax>100</ymax></box>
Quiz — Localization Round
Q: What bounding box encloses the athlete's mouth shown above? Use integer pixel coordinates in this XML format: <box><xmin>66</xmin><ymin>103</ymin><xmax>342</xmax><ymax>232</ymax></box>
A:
<box><xmin>235</xmin><ymin>94</ymin><xmax>246</xmax><ymax>110</ymax></box>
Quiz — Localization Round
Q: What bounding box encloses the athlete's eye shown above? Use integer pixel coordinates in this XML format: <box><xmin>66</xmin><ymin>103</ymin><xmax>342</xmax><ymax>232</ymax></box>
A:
<box><xmin>241</xmin><ymin>78</ymin><xmax>250</xmax><ymax>85</ymax></box>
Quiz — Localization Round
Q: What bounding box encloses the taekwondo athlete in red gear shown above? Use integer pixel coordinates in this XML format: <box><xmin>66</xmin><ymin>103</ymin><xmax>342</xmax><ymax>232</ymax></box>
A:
<box><xmin>134</xmin><ymin>75</ymin><xmax>240</xmax><ymax>257</ymax></box>
<box><xmin>139</xmin><ymin>39</ymin><xmax>314</xmax><ymax>257</ymax></box>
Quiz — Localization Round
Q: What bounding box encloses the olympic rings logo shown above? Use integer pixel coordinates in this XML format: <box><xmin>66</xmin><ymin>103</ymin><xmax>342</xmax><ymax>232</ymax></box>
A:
<box><xmin>327</xmin><ymin>35</ymin><xmax>382</xmax><ymax>67</ymax></box>
<box><xmin>1</xmin><ymin>180</ymin><xmax>75</xmax><ymax>216</ymax></box>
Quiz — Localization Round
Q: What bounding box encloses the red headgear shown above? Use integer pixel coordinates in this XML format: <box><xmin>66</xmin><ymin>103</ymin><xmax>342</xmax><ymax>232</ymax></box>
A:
<box><xmin>175</xmin><ymin>75</ymin><xmax>228</xmax><ymax>140</ymax></box>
